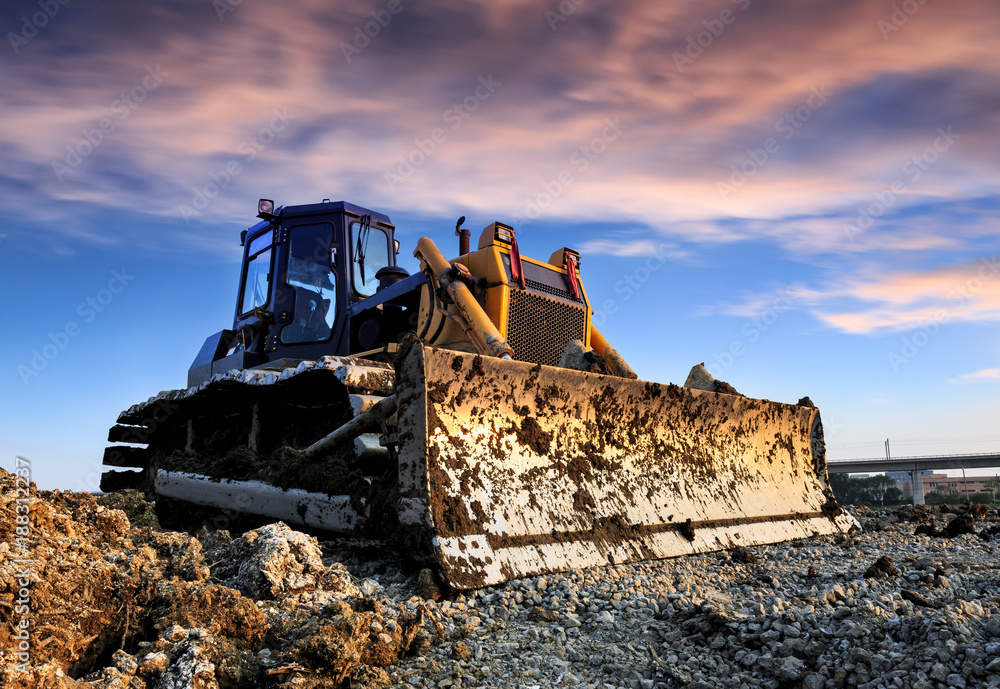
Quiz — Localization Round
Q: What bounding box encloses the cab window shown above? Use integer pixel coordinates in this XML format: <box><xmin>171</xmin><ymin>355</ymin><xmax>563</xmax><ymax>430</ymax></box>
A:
<box><xmin>281</xmin><ymin>223</ymin><xmax>337</xmax><ymax>344</ymax></box>
<box><xmin>239</xmin><ymin>231</ymin><xmax>273</xmax><ymax>316</ymax></box>
<box><xmin>351</xmin><ymin>221</ymin><xmax>390</xmax><ymax>297</ymax></box>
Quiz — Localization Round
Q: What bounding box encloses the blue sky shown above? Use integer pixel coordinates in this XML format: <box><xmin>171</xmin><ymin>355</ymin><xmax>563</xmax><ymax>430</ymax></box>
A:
<box><xmin>2</xmin><ymin>0</ymin><xmax>998</xmax><ymax>490</ymax></box>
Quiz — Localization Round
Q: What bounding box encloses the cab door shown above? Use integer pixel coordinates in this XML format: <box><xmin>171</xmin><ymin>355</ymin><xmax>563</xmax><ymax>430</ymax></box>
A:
<box><xmin>272</xmin><ymin>222</ymin><xmax>342</xmax><ymax>354</ymax></box>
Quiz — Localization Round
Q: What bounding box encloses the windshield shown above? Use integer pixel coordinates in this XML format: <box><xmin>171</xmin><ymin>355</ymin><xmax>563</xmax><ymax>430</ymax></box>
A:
<box><xmin>239</xmin><ymin>231</ymin><xmax>273</xmax><ymax>316</ymax></box>
<box><xmin>351</xmin><ymin>221</ymin><xmax>390</xmax><ymax>297</ymax></box>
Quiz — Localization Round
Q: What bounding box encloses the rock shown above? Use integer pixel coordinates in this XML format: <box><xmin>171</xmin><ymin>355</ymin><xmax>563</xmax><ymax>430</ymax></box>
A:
<box><xmin>684</xmin><ymin>364</ymin><xmax>717</xmax><ymax>392</ymax></box>
<box><xmin>930</xmin><ymin>663</ymin><xmax>950</xmax><ymax>681</ymax></box>
<box><xmin>849</xmin><ymin>647</ymin><xmax>871</xmax><ymax>665</ymax></box>
<box><xmin>111</xmin><ymin>650</ymin><xmax>138</xmax><ymax>675</ymax></box>
<box><xmin>901</xmin><ymin>589</ymin><xmax>939</xmax><ymax>608</ymax></box>
<box><xmin>987</xmin><ymin>616</ymin><xmax>1000</xmax><ymax>637</ymax></box>
<box><xmin>776</xmin><ymin>656</ymin><xmax>807</xmax><ymax>681</ymax></box>
<box><xmin>802</xmin><ymin>674</ymin><xmax>826</xmax><ymax>689</ymax></box>
<box><xmin>360</xmin><ymin>578</ymin><xmax>382</xmax><ymax>596</ymax></box>
<box><xmin>452</xmin><ymin>641</ymin><xmax>472</xmax><ymax>661</ymax></box>
<box><xmin>138</xmin><ymin>652</ymin><xmax>169</xmax><ymax>675</ymax></box>
<box><xmin>212</xmin><ymin>522</ymin><xmax>336</xmax><ymax>599</ymax></box>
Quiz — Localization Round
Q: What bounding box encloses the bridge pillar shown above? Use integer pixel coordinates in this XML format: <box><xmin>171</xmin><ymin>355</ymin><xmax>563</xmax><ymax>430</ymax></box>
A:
<box><xmin>911</xmin><ymin>469</ymin><xmax>925</xmax><ymax>506</ymax></box>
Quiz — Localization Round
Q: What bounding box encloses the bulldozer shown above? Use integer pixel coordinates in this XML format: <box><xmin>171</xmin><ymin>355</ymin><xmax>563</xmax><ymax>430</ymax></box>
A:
<box><xmin>103</xmin><ymin>198</ymin><xmax>855</xmax><ymax>590</ymax></box>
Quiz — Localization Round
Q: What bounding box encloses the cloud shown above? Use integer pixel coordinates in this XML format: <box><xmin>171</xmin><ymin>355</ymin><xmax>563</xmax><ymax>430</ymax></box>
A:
<box><xmin>705</xmin><ymin>257</ymin><xmax>1000</xmax><ymax>335</ymax></box>
<box><xmin>949</xmin><ymin>368</ymin><xmax>1000</xmax><ymax>384</ymax></box>
<box><xmin>812</xmin><ymin>258</ymin><xmax>1000</xmax><ymax>334</ymax></box>
<box><xmin>577</xmin><ymin>238</ymin><xmax>688</xmax><ymax>259</ymax></box>
<box><xmin>1</xmin><ymin>0</ymin><xmax>999</xmax><ymax>270</ymax></box>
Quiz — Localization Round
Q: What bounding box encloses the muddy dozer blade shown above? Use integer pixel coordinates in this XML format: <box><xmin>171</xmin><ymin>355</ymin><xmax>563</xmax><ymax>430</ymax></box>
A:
<box><xmin>395</xmin><ymin>344</ymin><xmax>856</xmax><ymax>590</ymax></box>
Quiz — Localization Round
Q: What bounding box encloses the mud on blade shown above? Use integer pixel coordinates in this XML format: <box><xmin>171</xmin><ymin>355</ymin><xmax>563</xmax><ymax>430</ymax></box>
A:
<box><xmin>396</xmin><ymin>344</ymin><xmax>856</xmax><ymax>590</ymax></box>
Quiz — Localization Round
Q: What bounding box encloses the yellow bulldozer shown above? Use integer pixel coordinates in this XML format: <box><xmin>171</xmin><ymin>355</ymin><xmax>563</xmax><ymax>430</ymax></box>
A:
<box><xmin>103</xmin><ymin>198</ymin><xmax>855</xmax><ymax>589</ymax></box>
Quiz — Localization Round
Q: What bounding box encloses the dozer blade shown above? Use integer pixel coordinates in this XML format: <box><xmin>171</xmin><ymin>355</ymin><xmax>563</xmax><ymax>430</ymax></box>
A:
<box><xmin>395</xmin><ymin>344</ymin><xmax>856</xmax><ymax>590</ymax></box>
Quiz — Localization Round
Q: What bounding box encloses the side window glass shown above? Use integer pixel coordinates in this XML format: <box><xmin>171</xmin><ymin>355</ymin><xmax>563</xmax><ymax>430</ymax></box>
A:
<box><xmin>240</xmin><ymin>232</ymin><xmax>273</xmax><ymax>316</ymax></box>
<box><xmin>351</xmin><ymin>221</ymin><xmax>390</xmax><ymax>297</ymax></box>
<box><xmin>281</xmin><ymin>223</ymin><xmax>338</xmax><ymax>344</ymax></box>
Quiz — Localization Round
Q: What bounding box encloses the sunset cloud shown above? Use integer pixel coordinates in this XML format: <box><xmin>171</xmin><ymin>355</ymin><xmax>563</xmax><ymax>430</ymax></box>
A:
<box><xmin>706</xmin><ymin>257</ymin><xmax>1000</xmax><ymax>334</ymax></box>
<box><xmin>3</xmin><ymin>0</ymin><xmax>998</xmax><ymax>251</ymax></box>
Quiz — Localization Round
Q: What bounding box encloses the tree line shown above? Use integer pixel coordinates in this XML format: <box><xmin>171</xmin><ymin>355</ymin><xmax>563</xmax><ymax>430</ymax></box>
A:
<box><xmin>831</xmin><ymin>473</ymin><xmax>999</xmax><ymax>507</ymax></box>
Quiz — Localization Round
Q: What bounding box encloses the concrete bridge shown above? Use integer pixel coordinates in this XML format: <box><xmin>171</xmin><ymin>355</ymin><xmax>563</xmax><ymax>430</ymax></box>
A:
<box><xmin>827</xmin><ymin>452</ymin><xmax>1000</xmax><ymax>505</ymax></box>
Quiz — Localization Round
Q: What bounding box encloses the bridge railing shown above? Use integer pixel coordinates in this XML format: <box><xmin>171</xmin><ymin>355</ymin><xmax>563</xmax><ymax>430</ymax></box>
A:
<box><xmin>828</xmin><ymin>451</ymin><xmax>1000</xmax><ymax>464</ymax></box>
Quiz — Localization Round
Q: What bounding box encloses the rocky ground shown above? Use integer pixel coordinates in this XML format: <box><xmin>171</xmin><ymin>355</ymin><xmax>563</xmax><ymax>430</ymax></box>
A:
<box><xmin>3</xmin><ymin>468</ymin><xmax>1000</xmax><ymax>689</ymax></box>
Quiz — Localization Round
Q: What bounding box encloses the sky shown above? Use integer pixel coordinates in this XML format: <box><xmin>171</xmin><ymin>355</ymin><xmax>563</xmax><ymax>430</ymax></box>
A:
<box><xmin>1</xmin><ymin>0</ymin><xmax>998</xmax><ymax>491</ymax></box>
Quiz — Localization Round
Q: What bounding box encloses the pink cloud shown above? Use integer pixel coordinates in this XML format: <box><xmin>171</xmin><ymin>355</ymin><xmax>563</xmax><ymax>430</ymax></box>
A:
<box><xmin>949</xmin><ymin>368</ymin><xmax>1000</xmax><ymax>384</ymax></box>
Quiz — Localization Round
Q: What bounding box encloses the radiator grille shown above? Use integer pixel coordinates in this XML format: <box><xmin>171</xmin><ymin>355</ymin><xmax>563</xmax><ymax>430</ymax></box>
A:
<box><xmin>525</xmin><ymin>278</ymin><xmax>580</xmax><ymax>302</ymax></box>
<box><xmin>506</xmin><ymin>289</ymin><xmax>587</xmax><ymax>367</ymax></box>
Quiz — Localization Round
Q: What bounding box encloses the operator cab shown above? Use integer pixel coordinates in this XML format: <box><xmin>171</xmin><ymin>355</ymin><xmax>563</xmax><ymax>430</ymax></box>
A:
<box><xmin>188</xmin><ymin>198</ymin><xmax>417</xmax><ymax>387</ymax></box>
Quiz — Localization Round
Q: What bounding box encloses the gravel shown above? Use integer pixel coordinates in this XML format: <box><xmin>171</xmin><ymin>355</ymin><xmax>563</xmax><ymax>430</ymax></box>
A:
<box><xmin>5</xmin><ymin>470</ymin><xmax>1000</xmax><ymax>689</ymax></box>
<box><xmin>381</xmin><ymin>505</ymin><xmax>1000</xmax><ymax>689</ymax></box>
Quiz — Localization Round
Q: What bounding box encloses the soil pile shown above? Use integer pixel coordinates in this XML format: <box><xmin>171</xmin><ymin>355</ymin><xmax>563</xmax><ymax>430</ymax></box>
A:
<box><xmin>7</xmin><ymin>470</ymin><xmax>1000</xmax><ymax>689</ymax></box>
<box><xmin>0</xmin><ymin>469</ymin><xmax>428</xmax><ymax>689</ymax></box>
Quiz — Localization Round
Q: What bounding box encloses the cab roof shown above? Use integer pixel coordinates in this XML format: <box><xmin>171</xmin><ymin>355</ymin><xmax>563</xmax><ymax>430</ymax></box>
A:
<box><xmin>245</xmin><ymin>200</ymin><xmax>394</xmax><ymax>236</ymax></box>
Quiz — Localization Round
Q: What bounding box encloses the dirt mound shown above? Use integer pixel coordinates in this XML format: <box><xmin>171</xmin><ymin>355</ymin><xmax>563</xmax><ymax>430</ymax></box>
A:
<box><xmin>97</xmin><ymin>489</ymin><xmax>159</xmax><ymax>530</ymax></box>
<box><xmin>896</xmin><ymin>504</ymin><xmax>935</xmax><ymax>524</ymax></box>
<box><xmin>915</xmin><ymin>512</ymin><xmax>979</xmax><ymax>538</ymax></box>
<box><xmin>0</xmin><ymin>469</ymin><xmax>431</xmax><ymax>688</ymax></box>
<box><xmin>863</xmin><ymin>555</ymin><xmax>899</xmax><ymax>579</ymax></box>
<box><xmin>959</xmin><ymin>501</ymin><xmax>990</xmax><ymax>520</ymax></box>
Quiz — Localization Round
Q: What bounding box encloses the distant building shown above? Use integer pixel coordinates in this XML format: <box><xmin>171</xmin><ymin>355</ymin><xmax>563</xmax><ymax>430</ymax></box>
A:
<box><xmin>894</xmin><ymin>472</ymin><xmax>999</xmax><ymax>499</ymax></box>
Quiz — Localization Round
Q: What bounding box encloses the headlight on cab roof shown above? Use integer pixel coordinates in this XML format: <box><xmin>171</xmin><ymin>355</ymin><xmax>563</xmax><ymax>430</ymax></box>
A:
<box><xmin>257</xmin><ymin>198</ymin><xmax>276</xmax><ymax>219</ymax></box>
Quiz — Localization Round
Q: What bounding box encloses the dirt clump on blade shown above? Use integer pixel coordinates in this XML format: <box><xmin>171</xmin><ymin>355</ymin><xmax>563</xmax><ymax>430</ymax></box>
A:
<box><xmin>0</xmin><ymin>469</ymin><xmax>432</xmax><ymax>689</ymax></box>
